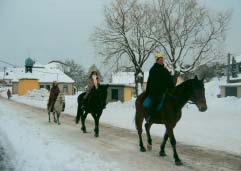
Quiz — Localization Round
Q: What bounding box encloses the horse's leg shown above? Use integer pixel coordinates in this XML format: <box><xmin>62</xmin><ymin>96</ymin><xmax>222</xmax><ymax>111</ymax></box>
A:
<box><xmin>48</xmin><ymin>111</ymin><xmax>51</xmax><ymax>122</ymax></box>
<box><xmin>135</xmin><ymin>113</ymin><xmax>146</xmax><ymax>152</ymax></box>
<box><xmin>166</xmin><ymin>124</ymin><xmax>182</xmax><ymax>165</ymax></box>
<box><xmin>144</xmin><ymin>123</ymin><xmax>153</xmax><ymax>151</ymax></box>
<box><xmin>53</xmin><ymin>112</ymin><xmax>57</xmax><ymax>123</ymax></box>
<box><xmin>76</xmin><ymin>102</ymin><xmax>83</xmax><ymax>124</ymax></box>
<box><xmin>81</xmin><ymin>111</ymin><xmax>87</xmax><ymax>133</ymax></box>
<box><xmin>57</xmin><ymin>112</ymin><xmax>61</xmax><ymax>125</ymax></box>
<box><xmin>159</xmin><ymin>131</ymin><xmax>168</xmax><ymax>156</ymax></box>
<box><xmin>92</xmin><ymin>113</ymin><xmax>100</xmax><ymax>137</ymax></box>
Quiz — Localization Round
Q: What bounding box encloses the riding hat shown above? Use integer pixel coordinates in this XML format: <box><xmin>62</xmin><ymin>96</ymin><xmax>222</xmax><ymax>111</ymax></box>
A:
<box><xmin>154</xmin><ymin>53</ymin><xmax>164</xmax><ymax>60</ymax></box>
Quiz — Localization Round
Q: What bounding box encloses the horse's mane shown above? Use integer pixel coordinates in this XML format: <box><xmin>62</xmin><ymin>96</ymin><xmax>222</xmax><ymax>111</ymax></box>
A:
<box><xmin>170</xmin><ymin>77</ymin><xmax>204</xmax><ymax>101</ymax></box>
<box><xmin>175</xmin><ymin>78</ymin><xmax>194</xmax><ymax>89</ymax></box>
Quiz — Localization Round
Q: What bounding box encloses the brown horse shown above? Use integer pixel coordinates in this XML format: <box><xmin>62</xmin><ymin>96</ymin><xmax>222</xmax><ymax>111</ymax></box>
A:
<box><xmin>135</xmin><ymin>76</ymin><xmax>207</xmax><ymax>165</ymax></box>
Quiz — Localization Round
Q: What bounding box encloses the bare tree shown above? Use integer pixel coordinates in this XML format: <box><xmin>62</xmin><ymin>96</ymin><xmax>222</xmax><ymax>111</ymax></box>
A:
<box><xmin>147</xmin><ymin>0</ymin><xmax>231</xmax><ymax>80</ymax></box>
<box><xmin>92</xmin><ymin>0</ymin><xmax>158</xmax><ymax>95</ymax></box>
<box><xmin>61</xmin><ymin>58</ymin><xmax>86</xmax><ymax>90</ymax></box>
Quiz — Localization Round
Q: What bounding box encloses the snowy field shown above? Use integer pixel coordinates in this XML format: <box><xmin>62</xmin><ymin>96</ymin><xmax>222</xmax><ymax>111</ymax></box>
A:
<box><xmin>0</xmin><ymin>76</ymin><xmax>241</xmax><ymax>158</ymax></box>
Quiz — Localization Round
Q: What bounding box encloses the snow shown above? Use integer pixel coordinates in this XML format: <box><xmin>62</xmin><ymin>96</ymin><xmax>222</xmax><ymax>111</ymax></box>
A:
<box><xmin>235</xmin><ymin>54</ymin><xmax>241</xmax><ymax>63</ymax></box>
<box><xmin>0</xmin><ymin>89</ymin><xmax>121</xmax><ymax>171</ymax></box>
<box><xmin>0</xmin><ymin>76</ymin><xmax>241</xmax><ymax>170</ymax></box>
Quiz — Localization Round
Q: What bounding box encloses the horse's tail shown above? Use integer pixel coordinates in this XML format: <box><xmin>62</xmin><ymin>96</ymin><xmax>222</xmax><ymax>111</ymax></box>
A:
<box><xmin>135</xmin><ymin>96</ymin><xmax>141</xmax><ymax>130</ymax></box>
<box><xmin>76</xmin><ymin>104</ymin><xmax>82</xmax><ymax>124</ymax></box>
<box><xmin>134</xmin><ymin>112</ymin><xmax>138</xmax><ymax>130</ymax></box>
<box><xmin>76</xmin><ymin>93</ymin><xmax>85</xmax><ymax>124</ymax></box>
<box><xmin>135</xmin><ymin>92</ymin><xmax>146</xmax><ymax>130</ymax></box>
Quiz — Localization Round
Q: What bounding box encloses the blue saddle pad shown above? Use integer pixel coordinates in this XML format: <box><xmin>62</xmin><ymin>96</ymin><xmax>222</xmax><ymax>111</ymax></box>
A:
<box><xmin>143</xmin><ymin>95</ymin><xmax>165</xmax><ymax>111</ymax></box>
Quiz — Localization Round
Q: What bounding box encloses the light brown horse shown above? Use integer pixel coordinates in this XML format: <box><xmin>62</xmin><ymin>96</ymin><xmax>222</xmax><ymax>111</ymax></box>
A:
<box><xmin>135</xmin><ymin>76</ymin><xmax>207</xmax><ymax>165</ymax></box>
<box><xmin>48</xmin><ymin>93</ymin><xmax>65</xmax><ymax>125</ymax></box>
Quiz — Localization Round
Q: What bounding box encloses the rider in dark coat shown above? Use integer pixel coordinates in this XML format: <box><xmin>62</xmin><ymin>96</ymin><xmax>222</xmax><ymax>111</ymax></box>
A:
<box><xmin>146</xmin><ymin>53</ymin><xmax>174</xmax><ymax>122</ymax></box>
<box><xmin>48</xmin><ymin>81</ymin><xmax>60</xmax><ymax>112</ymax></box>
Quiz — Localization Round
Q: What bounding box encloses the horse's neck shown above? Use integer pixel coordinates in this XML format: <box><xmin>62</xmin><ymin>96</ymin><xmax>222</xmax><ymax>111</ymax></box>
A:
<box><xmin>170</xmin><ymin>81</ymin><xmax>192</xmax><ymax>109</ymax></box>
<box><xmin>56</xmin><ymin>96</ymin><xmax>63</xmax><ymax>104</ymax></box>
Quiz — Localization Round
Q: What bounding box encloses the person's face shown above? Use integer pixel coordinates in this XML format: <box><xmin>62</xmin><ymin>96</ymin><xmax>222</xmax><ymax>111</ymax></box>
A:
<box><xmin>156</xmin><ymin>57</ymin><xmax>164</xmax><ymax>65</ymax></box>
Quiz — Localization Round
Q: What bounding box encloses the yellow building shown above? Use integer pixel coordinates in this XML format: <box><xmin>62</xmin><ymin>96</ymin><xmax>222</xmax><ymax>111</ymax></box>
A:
<box><xmin>7</xmin><ymin>62</ymin><xmax>75</xmax><ymax>95</ymax></box>
<box><xmin>18</xmin><ymin>78</ymin><xmax>39</xmax><ymax>96</ymax></box>
<box><xmin>107</xmin><ymin>84</ymin><xmax>134</xmax><ymax>102</ymax></box>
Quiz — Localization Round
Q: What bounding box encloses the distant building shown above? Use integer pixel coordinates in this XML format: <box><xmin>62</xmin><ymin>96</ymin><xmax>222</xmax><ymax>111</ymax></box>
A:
<box><xmin>220</xmin><ymin>54</ymin><xmax>241</xmax><ymax>98</ymax></box>
<box><xmin>111</xmin><ymin>71</ymin><xmax>149</xmax><ymax>90</ymax></box>
<box><xmin>1</xmin><ymin>62</ymin><xmax>75</xmax><ymax>96</ymax></box>
<box><xmin>107</xmin><ymin>83</ymin><xmax>134</xmax><ymax>102</ymax></box>
<box><xmin>110</xmin><ymin>71</ymin><xmax>183</xmax><ymax>102</ymax></box>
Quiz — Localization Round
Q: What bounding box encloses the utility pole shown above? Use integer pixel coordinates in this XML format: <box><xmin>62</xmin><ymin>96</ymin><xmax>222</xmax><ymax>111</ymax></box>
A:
<box><xmin>227</xmin><ymin>53</ymin><xmax>230</xmax><ymax>83</ymax></box>
<box><xmin>3</xmin><ymin>67</ymin><xmax>6</xmax><ymax>87</ymax></box>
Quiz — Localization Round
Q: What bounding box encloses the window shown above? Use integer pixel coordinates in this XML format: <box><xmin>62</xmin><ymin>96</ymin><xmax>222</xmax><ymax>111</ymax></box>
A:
<box><xmin>46</xmin><ymin>85</ymin><xmax>50</xmax><ymax>91</ymax></box>
<box><xmin>63</xmin><ymin>84</ymin><xmax>68</xmax><ymax>93</ymax></box>
<box><xmin>40</xmin><ymin>85</ymin><xmax>44</xmax><ymax>89</ymax></box>
<box><xmin>226</xmin><ymin>87</ymin><xmax>237</xmax><ymax>97</ymax></box>
<box><xmin>111</xmin><ymin>89</ymin><xmax>118</xmax><ymax>100</ymax></box>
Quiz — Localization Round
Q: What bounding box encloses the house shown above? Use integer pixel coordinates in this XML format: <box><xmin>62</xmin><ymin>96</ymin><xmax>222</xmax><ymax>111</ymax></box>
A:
<box><xmin>220</xmin><ymin>83</ymin><xmax>241</xmax><ymax>97</ymax></box>
<box><xmin>110</xmin><ymin>71</ymin><xmax>184</xmax><ymax>102</ymax></box>
<box><xmin>220</xmin><ymin>54</ymin><xmax>241</xmax><ymax>98</ymax></box>
<box><xmin>0</xmin><ymin>71</ymin><xmax>12</xmax><ymax>86</ymax></box>
<box><xmin>2</xmin><ymin>62</ymin><xmax>75</xmax><ymax>96</ymax></box>
<box><xmin>109</xmin><ymin>71</ymin><xmax>150</xmax><ymax>102</ymax></box>
<box><xmin>111</xmin><ymin>71</ymin><xmax>149</xmax><ymax>89</ymax></box>
<box><xmin>107</xmin><ymin>83</ymin><xmax>134</xmax><ymax>102</ymax></box>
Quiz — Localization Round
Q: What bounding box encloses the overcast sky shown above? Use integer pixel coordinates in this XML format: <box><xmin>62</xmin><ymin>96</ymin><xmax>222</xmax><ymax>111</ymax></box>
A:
<box><xmin>0</xmin><ymin>0</ymin><xmax>240</xmax><ymax>71</ymax></box>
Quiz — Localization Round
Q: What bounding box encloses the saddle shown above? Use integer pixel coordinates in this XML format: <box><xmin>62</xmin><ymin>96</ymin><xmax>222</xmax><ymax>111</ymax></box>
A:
<box><xmin>143</xmin><ymin>94</ymin><xmax>166</xmax><ymax>111</ymax></box>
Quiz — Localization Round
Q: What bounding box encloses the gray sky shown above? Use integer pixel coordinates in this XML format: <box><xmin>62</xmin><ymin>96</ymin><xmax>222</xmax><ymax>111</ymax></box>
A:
<box><xmin>0</xmin><ymin>0</ymin><xmax>240</xmax><ymax>71</ymax></box>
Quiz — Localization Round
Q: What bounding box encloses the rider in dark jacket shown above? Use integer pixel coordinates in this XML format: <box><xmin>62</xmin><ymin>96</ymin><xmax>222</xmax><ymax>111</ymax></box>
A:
<box><xmin>146</xmin><ymin>53</ymin><xmax>174</xmax><ymax>122</ymax></box>
<box><xmin>48</xmin><ymin>81</ymin><xmax>60</xmax><ymax>112</ymax></box>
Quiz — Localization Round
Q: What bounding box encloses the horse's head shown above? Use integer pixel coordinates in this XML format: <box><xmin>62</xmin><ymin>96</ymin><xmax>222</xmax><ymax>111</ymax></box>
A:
<box><xmin>188</xmin><ymin>76</ymin><xmax>207</xmax><ymax>112</ymax></box>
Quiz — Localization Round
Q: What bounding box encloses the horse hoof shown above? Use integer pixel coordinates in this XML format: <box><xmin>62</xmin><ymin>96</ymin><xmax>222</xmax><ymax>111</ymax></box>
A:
<box><xmin>58</xmin><ymin>122</ymin><xmax>61</xmax><ymax>125</ymax></box>
<box><xmin>175</xmin><ymin>160</ymin><xmax>183</xmax><ymax>166</ymax></box>
<box><xmin>159</xmin><ymin>151</ymin><xmax>167</xmax><ymax>157</ymax></box>
<box><xmin>81</xmin><ymin>127</ymin><xmax>87</xmax><ymax>133</ymax></box>
<box><xmin>95</xmin><ymin>134</ymin><xmax>99</xmax><ymax>137</ymax></box>
<box><xmin>147</xmin><ymin>144</ymin><xmax>152</xmax><ymax>151</ymax></box>
<box><xmin>140</xmin><ymin>147</ymin><xmax>146</xmax><ymax>152</ymax></box>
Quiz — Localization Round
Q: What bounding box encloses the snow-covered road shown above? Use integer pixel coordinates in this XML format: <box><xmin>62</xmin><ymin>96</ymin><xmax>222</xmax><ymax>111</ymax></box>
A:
<box><xmin>0</xmin><ymin>96</ymin><xmax>240</xmax><ymax>171</ymax></box>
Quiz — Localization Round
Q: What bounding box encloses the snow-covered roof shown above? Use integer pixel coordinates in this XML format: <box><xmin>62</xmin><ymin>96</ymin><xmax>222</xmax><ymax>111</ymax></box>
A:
<box><xmin>3</xmin><ymin>65</ymin><xmax>74</xmax><ymax>83</ymax></box>
<box><xmin>111</xmin><ymin>72</ymin><xmax>149</xmax><ymax>84</ymax></box>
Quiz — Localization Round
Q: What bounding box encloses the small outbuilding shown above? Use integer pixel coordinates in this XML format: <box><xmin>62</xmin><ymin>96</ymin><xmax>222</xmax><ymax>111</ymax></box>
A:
<box><xmin>220</xmin><ymin>83</ymin><xmax>241</xmax><ymax>97</ymax></box>
<box><xmin>107</xmin><ymin>84</ymin><xmax>134</xmax><ymax>102</ymax></box>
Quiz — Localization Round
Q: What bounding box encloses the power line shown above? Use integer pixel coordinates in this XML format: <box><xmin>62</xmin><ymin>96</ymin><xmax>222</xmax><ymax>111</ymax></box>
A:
<box><xmin>0</xmin><ymin>59</ymin><xmax>17</xmax><ymax>67</ymax></box>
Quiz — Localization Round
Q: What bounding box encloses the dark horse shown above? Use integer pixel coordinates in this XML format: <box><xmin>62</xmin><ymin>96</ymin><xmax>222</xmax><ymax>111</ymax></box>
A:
<box><xmin>135</xmin><ymin>76</ymin><xmax>207</xmax><ymax>165</ymax></box>
<box><xmin>76</xmin><ymin>84</ymin><xmax>109</xmax><ymax>137</ymax></box>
